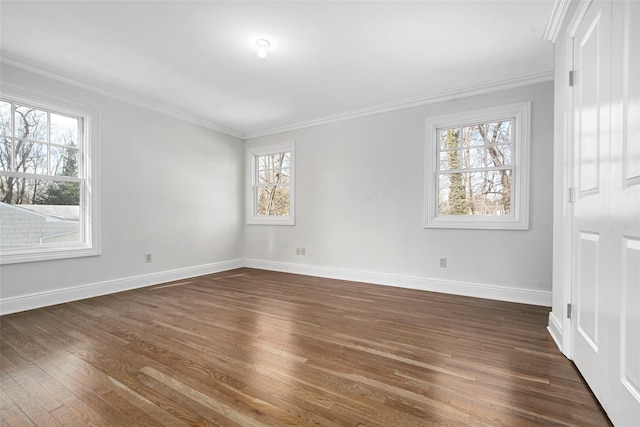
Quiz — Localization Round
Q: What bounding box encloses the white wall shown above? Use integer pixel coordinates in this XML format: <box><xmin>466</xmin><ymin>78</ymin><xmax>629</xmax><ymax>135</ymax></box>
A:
<box><xmin>245</xmin><ymin>82</ymin><xmax>554</xmax><ymax>305</ymax></box>
<box><xmin>0</xmin><ymin>64</ymin><xmax>554</xmax><ymax>312</ymax></box>
<box><xmin>0</xmin><ymin>64</ymin><xmax>245</xmax><ymax>312</ymax></box>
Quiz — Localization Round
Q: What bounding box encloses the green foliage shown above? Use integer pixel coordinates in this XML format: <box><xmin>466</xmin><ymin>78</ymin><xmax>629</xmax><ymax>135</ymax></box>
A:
<box><xmin>0</xmin><ymin>146</ymin><xmax>80</xmax><ymax>206</ymax></box>
<box><xmin>1</xmin><ymin>101</ymin><xmax>81</xmax><ymax>207</ymax></box>
<box><xmin>41</xmin><ymin>146</ymin><xmax>79</xmax><ymax>205</ymax></box>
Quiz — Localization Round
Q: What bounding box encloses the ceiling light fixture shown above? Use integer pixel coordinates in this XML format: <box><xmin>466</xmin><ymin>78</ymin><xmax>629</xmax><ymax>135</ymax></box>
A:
<box><xmin>256</xmin><ymin>39</ymin><xmax>270</xmax><ymax>60</ymax></box>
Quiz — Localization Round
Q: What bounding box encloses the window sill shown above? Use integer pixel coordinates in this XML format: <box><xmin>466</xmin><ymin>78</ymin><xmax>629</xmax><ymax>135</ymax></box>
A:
<box><xmin>0</xmin><ymin>245</ymin><xmax>100</xmax><ymax>265</ymax></box>
<box><xmin>247</xmin><ymin>216</ymin><xmax>295</xmax><ymax>226</ymax></box>
<box><xmin>424</xmin><ymin>216</ymin><xmax>529</xmax><ymax>230</ymax></box>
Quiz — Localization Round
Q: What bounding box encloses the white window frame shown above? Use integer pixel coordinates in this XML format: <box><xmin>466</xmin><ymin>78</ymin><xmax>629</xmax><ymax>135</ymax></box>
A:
<box><xmin>0</xmin><ymin>85</ymin><xmax>100</xmax><ymax>264</ymax></box>
<box><xmin>246</xmin><ymin>141</ymin><xmax>295</xmax><ymax>225</ymax></box>
<box><xmin>424</xmin><ymin>102</ymin><xmax>530</xmax><ymax>230</ymax></box>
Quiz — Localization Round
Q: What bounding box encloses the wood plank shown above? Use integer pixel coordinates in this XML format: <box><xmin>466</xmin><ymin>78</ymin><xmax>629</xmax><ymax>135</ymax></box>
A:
<box><xmin>0</xmin><ymin>268</ymin><xmax>612</xmax><ymax>426</ymax></box>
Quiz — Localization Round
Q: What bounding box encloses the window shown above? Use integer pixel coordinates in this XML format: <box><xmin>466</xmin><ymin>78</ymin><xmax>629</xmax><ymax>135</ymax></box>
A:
<box><xmin>424</xmin><ymin>102</ymin><xmax>530</xmax><ymax>230</ymax></box>
<box><xmin>0</xmin><ymin>87</ymin><xmax>99</xmax><ymax>263</ymax></box>
<box><xmin>246</xmin><ymin>142</ymin><xmax>295</xmax><ymax>225</ymax></box>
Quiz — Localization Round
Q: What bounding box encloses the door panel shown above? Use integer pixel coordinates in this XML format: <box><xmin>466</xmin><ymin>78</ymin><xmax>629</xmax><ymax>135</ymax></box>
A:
<box><xmin>576</xmin><ymin>15</ymin><xmax>601</xmax><ymax>195</ymax></box>
<box><xmin>621</xmin><ymin>237</ymin><xmax>640</xmax><ymax>401</ymax></box>
<box><xmin>624</xmin><ymin>1</ymin><xmax>640</xmax><ymax>185</ymax></box>
<box><xmin>576</xmin><ymin>231</ymin><xmax>599</xmax><ymax>351</ymax></box>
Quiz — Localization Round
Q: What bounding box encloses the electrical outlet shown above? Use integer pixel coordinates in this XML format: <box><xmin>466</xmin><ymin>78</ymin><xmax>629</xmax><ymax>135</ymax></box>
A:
<box><xmin>439</xmin><ymin>257</ymin><xmax>446</xmax><ymax>268</ymax></box>
<box><xmin>300</xmin><ymin>248</ymin><xmax>306</xmax><ymax>255</ymax></box>
<box><xmin>145</xmin><ymin>253</ymin><xmax>152</xmax><ymax>263</ymax></box>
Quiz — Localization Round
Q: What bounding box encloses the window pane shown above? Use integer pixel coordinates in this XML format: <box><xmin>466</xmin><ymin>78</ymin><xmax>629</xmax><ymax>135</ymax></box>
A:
<box><xmin>0</xmin><ymin>177</ymin><xmax>81</xmax><ymax>248</ymax></box>
<box><xmin>15</xmin><ymin>105</ymin><xmax>48</xmax><ymax>141</ymax></box>
<box><xmin>439</xmin><ymin>152</ymin><xmax>450</xmax><ymax>171</ymax></box>
<box><xmin>257</xmin><ymin>152</ymin><xmax>290</xmax><ymax>184</ymax></box>
<box><xmin>494</xmin><ymin>121</ymin><xmax>512</xmax><ymax>144</ymax></box>
<box><xmin>0</xmin><ymin>101</ymin><xmax>11</xmax><ymax>137</ymax></box>
<box><xmin>279</xmin><ymin>168</ymin><xmax>290</xmax><ymax>183</ymax></box>
<box><xmin>471</xmin><ymin>122</ymin><xmax>513</xmax><ymax>146</ymax></box>
<box><xmin>258</xmin><ymin>169</ymin><xmax>270</xmax><ymax>184</ymax></box>
<box><xmin>450</xmin><ymin>122</ymin><xmax>513</xmax><ymax>150</ymax></box>
<box><xmin>1</xmin><ymin>137</ymin><xmax>11</xmax><ymax>172</ymax></box>
<box><xmin>50</xmin><ymin>146</ymin><xmax>79</xmax><ymax>177</ymax></box>
<box><xmin>438</xmin><ymin>173</ymin><xmax>467</xmax><ymax>215</ymax></box>
<box><xmin>438</xmin><ymin>169</ymin><xmax>512</xmax><ymax>216</ymax></box>
<box><xmin>257</xmin><ymin>185</ymin><xmax>290</xmax><ymax>216</ymax></box>
<box><xmin>439</xmin><ymin>148</ymin><xmax>463</xmax><ymax>171</ymax></box>
<box><xmin>439</xmin><ymin>128</ymin><xmax>461</xmax><ymax>150</ymax></box>
<box><xmin>463</xmin><ymin>125</ymin><xmax>486</xmax><ymax>147</ymax></box>
<box><xmin>281</xmin><ymin>152</ymin><xmax>290</xmax><ymax>168</ymax></box>
<box><xmin>15</xmin><ymin>140</ymin><xmax>48</xmax><ymax>175</ymax></box>
<box><xmin>258</xmin><ymin>168</ymin><xmax>277</xmax><ymax>184</ymax></box>
<box><xmin>461</xmin><ymin>147</ymin><xmax>486</xmax><ymax>169</ymax></box>
<box><xmin>485</xmin><ymin>144</ymin><xmax>512</xmax><ymax>167</ymax></box>
<box><xmin>258</xmin><ymin>155</ymin><xmax>270</xmax><ymax>171</ymax></box>
<box><xmin>50</xmin><ymin>114</ymin><xmax>79</xmax><ymax>146</ymax></box>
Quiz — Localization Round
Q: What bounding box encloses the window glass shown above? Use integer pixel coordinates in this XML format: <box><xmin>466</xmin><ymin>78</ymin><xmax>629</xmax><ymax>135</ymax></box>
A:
<box><xmin>436</xmin><ymin>120</ymin><xmax>514</xmax><ymax>217</ymax></box>
<box><xmin>247</xmin><ymin>142</ymin><xmax>295</xmax><ymax>225</ymax></box>
<box><xmin>0</xmin><ymin>92</ymin><xmax>98</xmax><ymax>264</ymax></box>
<box><xmin>425</xmin><ymin>103</ymin><xmax>530</xmax><ymax>230</ymax></box>
<box><xmin>256</xmin><ymin>152</ymin><xmax>291</xmax><ymax>216</ymax></box>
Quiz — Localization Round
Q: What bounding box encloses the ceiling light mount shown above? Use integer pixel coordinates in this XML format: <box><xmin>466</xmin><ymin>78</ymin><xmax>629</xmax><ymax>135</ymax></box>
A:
<box><xmin>256</xmin><ymin>39</ymin><xmax>270</xmax><ymax>60</ymax></box>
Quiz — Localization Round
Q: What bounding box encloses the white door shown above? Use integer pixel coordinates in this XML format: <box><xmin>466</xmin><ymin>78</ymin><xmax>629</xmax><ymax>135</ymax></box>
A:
<box><xmin>608</xmin><ymin>1</ymin><xmax>640</xmax><ymax>424</ymax></box>
<box><xmin>571</xmin><ymin>1</ymin><xmax>640</xmax><ymax>425</ymax></box>
<box><xmin>571</xmin><ymin>0</ymin><xmax>612</xmax><ymax>405</ymax></box>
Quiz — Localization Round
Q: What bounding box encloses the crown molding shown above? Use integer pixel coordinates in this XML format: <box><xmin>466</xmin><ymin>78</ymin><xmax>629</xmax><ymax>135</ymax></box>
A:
<box><xmin>543</xmin><ymin>0</ymin><xmax>572</xmax><ymax>43</ymax></box>
<box><xmin>243</xmin><ymin>70</ymin><xmax>554</xmax><ymax>140</ymax></box>
<box><xmin>0</xmin><ymin>54</ymin><xmax>244</xmax><ymax>139</ymax></box>
<box><xmin>567</xmin><ymin>0</ymin><xmax>592</xmax><ymax>38</ymax></box>
<box><xmin>2</xmin><ymin>54</ymin><xmax>553</xmax><ymax>142</ymax></box>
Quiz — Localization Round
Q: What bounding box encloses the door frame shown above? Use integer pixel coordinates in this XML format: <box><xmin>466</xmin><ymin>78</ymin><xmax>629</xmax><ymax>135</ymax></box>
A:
<box><xmin>560</xmin><ymin>0</ymin><xmax>593</xmax><ymax>359</ymax></box>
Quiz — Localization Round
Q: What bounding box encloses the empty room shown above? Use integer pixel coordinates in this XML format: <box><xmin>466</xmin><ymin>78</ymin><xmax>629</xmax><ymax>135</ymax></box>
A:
<box><xmin>0</xmin><ymin>1</ymin><xmax>638</xmax><ymax>426</ymax></box>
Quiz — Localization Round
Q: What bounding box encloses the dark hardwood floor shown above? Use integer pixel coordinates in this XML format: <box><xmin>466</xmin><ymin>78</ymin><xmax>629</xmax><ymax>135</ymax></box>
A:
<box><xmin>0</xmin><ymin>268</ymin><xmax>611</xmax><ymax>426</ymax></box>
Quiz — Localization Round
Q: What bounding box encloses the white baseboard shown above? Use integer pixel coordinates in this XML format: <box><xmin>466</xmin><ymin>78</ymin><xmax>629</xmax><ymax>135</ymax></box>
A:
<box><xmin>1</xmin><ymin>258</ymin><xmax>552</xmax><ymax>316</ymax></box>
<box><xmin>0</xmin><ymin>258</ymin><xmax>244</xmax><ymax>315</ymax></box>
<box><xmin>244</xmin><ymin>259</ymin><xmax>552</xmax><ymax>306</ymax></box>
<box><xmin>547</xmin><ymin>312</ymin><xmax>565</xmax><ymax>354</ymax></box>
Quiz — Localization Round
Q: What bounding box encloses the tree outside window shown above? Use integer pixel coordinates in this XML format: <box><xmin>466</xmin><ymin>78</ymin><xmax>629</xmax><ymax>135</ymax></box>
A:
<box><xmin>1</xmin><ymin>102</ymin><xmax>80</xmax><ymax>210</ymax></box>
<box><xmin>0</xmin><ymin>89</ymin><xmax>99</xmax><ymax>264</ymax></box>
<box><xmin>256</xmin><ymin>151</ymin><xmax>291</xmax><ymax>216</ymax></box>
<box><xmin>246</xmin><ymin>142</ymin><xmax>295</xmax><ymax>225</ymax></box>
<box><xmin>425</xmin><ymin>103</ymin><xmax>530</xmax><ymax>230</ymax></box>
<box><xmin>437</xmin><ymin>121</ymin><xmax>513</xmax><ymax>216</ymax></box>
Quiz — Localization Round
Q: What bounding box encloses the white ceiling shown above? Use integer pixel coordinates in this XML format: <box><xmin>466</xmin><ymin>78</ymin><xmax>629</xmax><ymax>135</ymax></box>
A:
<box><xmin>0</xmin><ymin>1</ymin><xmax>555</xmax><ymax>139</ymax></box>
